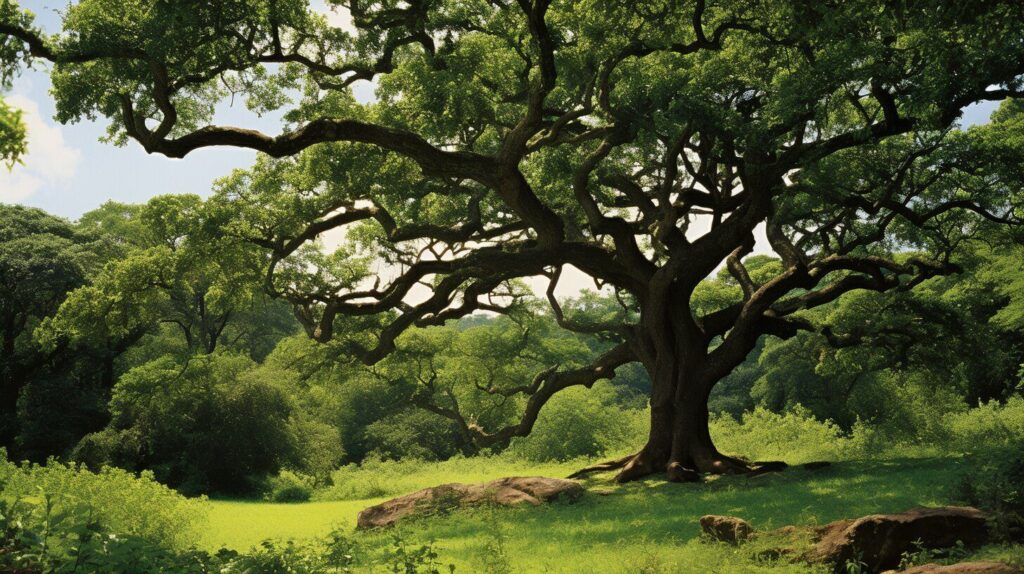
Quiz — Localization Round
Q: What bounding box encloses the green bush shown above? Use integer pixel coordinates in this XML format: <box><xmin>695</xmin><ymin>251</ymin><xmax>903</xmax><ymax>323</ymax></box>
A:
<box><xmin>508</xmin><ymin>384</ymin><xmax>644</xmax><ymax>462</ymax></box>
<box><xmin>944</xmin><ymin>397</ymin><xmax>1024</xmax><ymax>453</ymax></box>
<box><xmin>363</xmin><ymin>408</ymin><xmax>465</xmax><ymax>461</ymax></box>
<box><xmin>711</xmin><ymin>406</ymin><xmax>850</xmax><ymax>464</ymax></box>
<box><xmin>0</xmin><ymin>451</ymin><xmax>208</xmax><ymax>552</ymax></box>
<box><xmin>0</xmin><ymin>498</ymin><xmax>449</xmax><ymax>574</ymax></box>
<box><xmin>952</xmin><ymin>444</ymin><xmax>1024</xmax><ymax>541</ymax></box>
<box><xmin>264</xmin><ymin>470</ymin><xmax>314</xmax><ymax>503</ymax></box>
<box><xmin>78</xmin><ymin>354</ymin><xmax>299</xmax><ymax>495</ymax></box>
<box><xmin>289</xmin><ymin>418</ymin><xmax>345</xmax><ymax>485</ymax></box>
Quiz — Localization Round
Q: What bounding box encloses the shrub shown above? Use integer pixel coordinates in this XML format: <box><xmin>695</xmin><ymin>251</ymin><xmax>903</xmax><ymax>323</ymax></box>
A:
<box><xmin>944</xmin><ymin>397</ymin><xmax>1024</xmax><ymax>454</ymax></box>
<box><xmin>0</xmin><ymin>499</ymin><xmax>451</xmax><ymax>574</ymax></box>
<box><xmin>951</xmin><ymin>444</ymin><xmax>1024</xmax><ymax>541</ymax></box>
<box><xmin>265</xmin><ymin>470</ymin><xmax>314</xmax><ymax>503</ymax></box>
<box><xmin>363</xmin><ymin>408</ymin><xmax>465</xmax><ymax>461</ymax></box>
<box><xmin>289</xmin><ymin>418</ymin><xmax>345</xmax><ymax>485</ymax></box>
<box><xmin>711</xmin><ymin>406</ymin><xmax>850</xmax><ymax>464</ymax></box>
<box><xmin>508</xmin><ymin>384</ymin><xmax>643</xmax><ymax>462</ymax></box>
<box><xmin>0</xmin><ymin>451</ymin><xmax>208</xmax><ymax>553</ymax></box>
<box><xmin>78</xmin><ymin>354</ymin><xmax>299</xmax><ymax>495</ymax></box>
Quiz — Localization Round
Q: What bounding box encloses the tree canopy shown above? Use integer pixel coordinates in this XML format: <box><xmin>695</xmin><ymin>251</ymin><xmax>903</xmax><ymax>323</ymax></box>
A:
<box><xmin>2</xmin><ymin>0</ymin><xmax>1023</xmax><ymax>481</ymax></box>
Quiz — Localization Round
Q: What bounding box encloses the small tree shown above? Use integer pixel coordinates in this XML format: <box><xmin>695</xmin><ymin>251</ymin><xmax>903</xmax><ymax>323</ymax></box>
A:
<box><xmin>3</xmin><ymin>0</ymin><xmax>1023</xmax><ymax>481</ymax></box>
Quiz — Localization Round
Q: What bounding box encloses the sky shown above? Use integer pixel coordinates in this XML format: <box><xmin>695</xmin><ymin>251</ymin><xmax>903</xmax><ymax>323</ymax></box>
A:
<box><xmin>0</xmin><ymin>1</ymin><xmax>1002</xmax><ymax>224</ymax></box>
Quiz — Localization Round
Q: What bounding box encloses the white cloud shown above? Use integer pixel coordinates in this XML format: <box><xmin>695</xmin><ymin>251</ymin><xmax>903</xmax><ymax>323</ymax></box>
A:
<box><xmin>0</xmin><ymin>94</ymin><xmax>81</xmax><ymax>202</ymax></box>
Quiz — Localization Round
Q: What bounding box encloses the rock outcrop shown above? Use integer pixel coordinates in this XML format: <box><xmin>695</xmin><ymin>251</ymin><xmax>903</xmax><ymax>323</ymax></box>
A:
<box><xmin>698</xmin><ymin>506</ymin><xmax>1000</xmax><ymax>574</ymax></box>
<box><xmin>804</xmin><ymin>506</ymin><xmax>989</xmax><ymax>572</ymax></box>
<box><xmin>356</xmin><ymin>476</ymin><xmax>584</xmax><ymax>529</ymax></box>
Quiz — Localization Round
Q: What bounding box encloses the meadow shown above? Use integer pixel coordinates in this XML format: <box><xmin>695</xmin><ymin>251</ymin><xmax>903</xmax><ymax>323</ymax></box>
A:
<box><xmin>199</xmin><ymin>455</ymin><xmax>1024</xmax><ymax>573</ymax></box>
<box><xmin>3</xmin><ymin>393</ymin><xmax>1023</xmax><ymax>573</ymax></box>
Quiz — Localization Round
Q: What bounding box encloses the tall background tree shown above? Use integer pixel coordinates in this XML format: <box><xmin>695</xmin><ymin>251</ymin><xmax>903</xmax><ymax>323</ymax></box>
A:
<box><xmin>2</xmin><ymin>0</ymin><xmax>1022</xmax><ymax>482</ymax></box>
<box><xmin>0</xmin><ymin>206</ymin><xmax>111</xmax><ymax>454</ymax></box>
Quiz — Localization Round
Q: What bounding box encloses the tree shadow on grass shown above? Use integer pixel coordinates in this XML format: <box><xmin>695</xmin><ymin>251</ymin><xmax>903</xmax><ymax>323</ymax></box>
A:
<box><xmin>360</xmin><ymin>456</ymin><xmax>968</xmax><ymax>552</ymax></box>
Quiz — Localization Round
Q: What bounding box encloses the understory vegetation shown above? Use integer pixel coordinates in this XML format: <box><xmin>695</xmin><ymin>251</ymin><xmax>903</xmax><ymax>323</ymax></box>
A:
<box><xmin>4</xmin><ymin>403</ymin><xmax>1024</xmax><ymax>573</ymax></box>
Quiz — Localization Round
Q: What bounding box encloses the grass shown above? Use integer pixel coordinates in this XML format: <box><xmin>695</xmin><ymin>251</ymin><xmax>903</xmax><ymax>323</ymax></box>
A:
<box><xmin>203</xmin><ymin>499</ymin><xmax>385</xmax><ymax>551</ymax></box>
<box><xmin>203</xmin><ymin>455</ymin><xmax>1024</xmax><ymax>573</ymax></box>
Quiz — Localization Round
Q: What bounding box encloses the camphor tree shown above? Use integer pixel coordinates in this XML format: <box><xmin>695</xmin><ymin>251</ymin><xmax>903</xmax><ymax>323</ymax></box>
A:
<box><xmin>2</xmin><ymin>0</ymin><xmax>1023</xmax><ymax>482</ymax></box>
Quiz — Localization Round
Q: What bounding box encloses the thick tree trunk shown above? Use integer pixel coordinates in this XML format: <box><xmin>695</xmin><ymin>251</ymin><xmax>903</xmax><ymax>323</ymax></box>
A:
<box><xmin>568</xmin><ymin>292</ymin><xmax>757</xmax><ymax>483</ymax></box>
<box><xmin>614</xmin><ymin>365</ymin><xmax>749</xmax><ymax>483</ymax></box>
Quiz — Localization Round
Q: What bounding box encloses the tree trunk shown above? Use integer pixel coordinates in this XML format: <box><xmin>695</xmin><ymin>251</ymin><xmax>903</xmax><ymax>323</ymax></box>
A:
<box><xmin>614</xmin><ymin>363</ymin><xmax>749</xmax><ymax>483</ymax></box>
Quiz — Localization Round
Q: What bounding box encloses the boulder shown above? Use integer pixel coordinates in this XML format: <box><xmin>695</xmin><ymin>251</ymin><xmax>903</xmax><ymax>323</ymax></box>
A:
<box><xmin>804</xmin><ymin>506</ymin><xmax>989</xmax><ymax>573</ymax></box>
<box><xmin>700</xmin><ymin>515</ymin><xmax>754</xmax><ymax>543</ymax></box>
<box><xmin>882</xmin><ymin>563</ymin><xmax>1022</xmax><ymax>574</ymax></box>
<box><xmin>356</xmin><ymin>476</ymin><xmax>584</xmax><ymax>529</ymax></box>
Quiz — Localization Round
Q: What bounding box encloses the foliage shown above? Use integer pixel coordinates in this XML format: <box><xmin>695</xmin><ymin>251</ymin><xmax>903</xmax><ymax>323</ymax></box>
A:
<box><xmin>39</xmin><ymin>196</ymin><xmax>297</xmax><ymax>361</ymax></box>
<box><xmin>0</xmin><ymin>205</ymin><xmax>114</xmax><ymax>453</ymax></box>
<box><xmin>0</xmin><ymin>451</ymin><xmax>208</xmax><ymax>551</ymax></box>
<box><xmin>0</xmin><ymin>96</ymin><xmax>25</xmax><ymax>167</ymax></box>
<box><xmin>508</xmin><ymin>383</ymin><xmax>643</xmax><ymax>462</ymax></box>
<box><xmin>264</xmin><ymin>470</ymin><xmax>314</xmax><ymax>504</ymax></box>
<box><xmin>944</xmin><ymin>397</ymin><xmax>1024</xmax><ymax>454</ymax></box>
<box><xmin>952</xmin><ymin>443</ymin><xmax>1024</xmax><ymax>542</ymax></box>
<box><xmin>711</xmin><ymin>407</ymin><xmax>851</xmax><ymax>465</ymax></box>
<box><xmin>79</xmin><ymin>353</ymin><xmax>298</xmax><ymax>494</ymax></box>
<box><xmin>15</xmin><ymin>368</ymin><xmax>109</xmax><ymax>461</ymax></box>
<box><xmin>363</xmin><ymin>409</ymin><xmax>465</xmax><ymax>462</ymax></box>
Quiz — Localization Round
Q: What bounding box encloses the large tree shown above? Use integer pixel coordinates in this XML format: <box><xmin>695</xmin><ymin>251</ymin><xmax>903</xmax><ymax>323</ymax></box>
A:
<box><xmin>3</xmin><ymin>0</ymin><xmax>1023</xmax><ymax>482</ymax></box>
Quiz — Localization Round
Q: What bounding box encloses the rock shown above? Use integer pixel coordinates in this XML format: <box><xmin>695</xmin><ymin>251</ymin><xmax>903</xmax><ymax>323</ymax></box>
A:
<box><xmin>666</xmin><ymin>462</ymin><xmax>702</xmax><ymax>483</ymax></box>
<box><xmin>882</xmin><ymin>562</ymin><xmax>1022</xmax><ymax>574</ymax></box>
<box><xmin>700</xmin><ymin>515</ymin><xmax>754</xmax><ymax>543</ymax></box>
<box><xmin>356</xmin><ymin>476</ymin><xmax>584</xmax><ymax>529</ymax></box>
<box><xmin>804</xmin><ymin>506</ymin><xmax>989</xmax><ymax>573</ymax></box>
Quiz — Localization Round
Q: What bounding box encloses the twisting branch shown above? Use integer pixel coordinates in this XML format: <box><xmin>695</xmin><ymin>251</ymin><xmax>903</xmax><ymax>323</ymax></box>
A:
<box><xmin>414</xmin><ymin>342</ymin><xmax>634</xmax><ymax>448</ymax></box>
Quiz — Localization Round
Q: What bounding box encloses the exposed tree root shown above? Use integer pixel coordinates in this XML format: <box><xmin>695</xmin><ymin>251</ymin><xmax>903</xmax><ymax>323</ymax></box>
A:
<box><xmin>569</xmin><ymin>451</ymin><xmax>788</xmax><ymax>484</ymax></box>
<box><xmin>614</xmin><ymin>452</ymin><xmax>661</xmax><ymax>483</ymax></box>
<box><xmin>566</xmin><ymin>454</ymin><xmax>635</xmax><ymax>479</ymax></box>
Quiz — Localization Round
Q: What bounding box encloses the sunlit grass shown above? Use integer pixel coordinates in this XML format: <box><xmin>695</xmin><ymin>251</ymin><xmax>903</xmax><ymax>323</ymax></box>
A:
<box><xmin>202</xmin><ymin>456</ymin><xmax>1023</xmax><ymax>572</ymax></box>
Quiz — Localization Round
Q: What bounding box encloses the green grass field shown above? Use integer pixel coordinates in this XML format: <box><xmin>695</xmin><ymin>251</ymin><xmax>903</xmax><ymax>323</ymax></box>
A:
<box><xmin>203</xmin><ymin>456</ymin><xmax>1024</xmax><ymax>573</ymax></box>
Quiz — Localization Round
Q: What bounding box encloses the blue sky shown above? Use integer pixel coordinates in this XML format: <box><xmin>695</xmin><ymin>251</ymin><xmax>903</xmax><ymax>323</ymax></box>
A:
<box><xmin>0</xmin><ymin>1</ymin><xmax>1002</xmax><ymax>221</ymax></box>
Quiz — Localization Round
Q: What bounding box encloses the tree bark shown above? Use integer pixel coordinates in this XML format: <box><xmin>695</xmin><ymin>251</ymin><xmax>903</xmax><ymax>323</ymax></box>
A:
<box><xmin>593</xmin><ymin>299</ymin><xmax>753</xmax><ymax>483</ymax></box>
<box><xmin>613</xmin><ymin>363</ymin><xmax>749</xmax><ymax>483</ymax></box>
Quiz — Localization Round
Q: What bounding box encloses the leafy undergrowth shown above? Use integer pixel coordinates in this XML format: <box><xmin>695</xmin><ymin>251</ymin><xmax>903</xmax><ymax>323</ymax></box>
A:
<box><xmin>204</xmin><ymin>456</ymin><xmax>1024</xmax><ymax>573</ymax></box>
